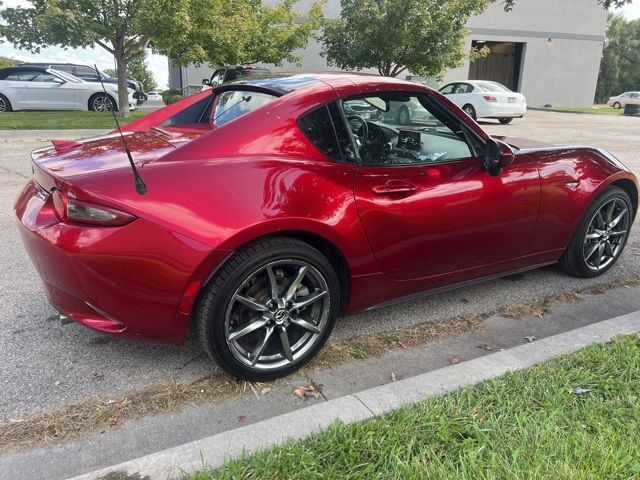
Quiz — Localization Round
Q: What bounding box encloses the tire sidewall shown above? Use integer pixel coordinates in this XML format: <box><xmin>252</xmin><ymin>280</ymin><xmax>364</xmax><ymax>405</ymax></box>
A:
<box><xmin>463</xmin><ymin>104</ymin><xmax>476</xmax><ymax>119</ymax></box>
<box><xmin>0</xmin><ymin>94</ymin><xmax>11</xmax><ymax>112</ymax></box>
<box><xmin>566</xmin><ymin>187</ymin><xmax>633</xmax><ymax>278</ymax></box>
<box><xmin>203</xmin><ymin>241</ymin><xmax>340</xmax><ymax>380</ymax></box>
<box><xmin>90</xmin><ymin>93</ymin><xmax>115</xmax><ymax>112</ymax></box>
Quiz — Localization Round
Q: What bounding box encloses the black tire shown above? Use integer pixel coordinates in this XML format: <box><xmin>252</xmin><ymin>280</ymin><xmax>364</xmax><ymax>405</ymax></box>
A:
<box><xmin>397</xmin><ymin>106</ymin><xmax>410</xmax><ymax>125</ymax></box>
<box><xmin>195</xmin><ymin>236</ymin><xmax>340</xmax><ymax>380</ymax></box>
<box><xmin>613</xmin><ymin>102</ymin><xmax>621</xmax><ymax>110</ymax></box>
<box><xmin>498</xmin><ymin>117</ymin><xmax>513</xmax><ymax>124</ymax></box>
<box><xmin>0</xmin><ymin>94</ymin><xmax>12</xmax><ymax>112</ymax></box>
<box><xmin>88</xmin><ymin>93</ymin><xmax>116</xmax><ymax>112</ymax></box>
<box><xmin>559</xmin><ymin>186</ymin><xmax>633</xmax><ymax>278</ymax></box>
<box><xmin>462</xmin><ymin>104</ymin><xmax>477</xmax><ymax>120</ymax></box>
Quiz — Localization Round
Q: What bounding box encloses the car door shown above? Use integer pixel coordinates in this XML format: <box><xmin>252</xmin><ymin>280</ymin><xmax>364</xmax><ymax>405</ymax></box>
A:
<box><xmin>347</xmin><ymin>92</ymin><xmax>540</xmax><ymax>281</ymax></box>
<box><xmin>22</xmin><ymin>72</ymin><xmax>77</xmax><ymax>110</ymax></box>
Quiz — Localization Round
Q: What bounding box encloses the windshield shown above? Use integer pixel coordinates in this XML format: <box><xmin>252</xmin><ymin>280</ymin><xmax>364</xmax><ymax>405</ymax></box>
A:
<box><xmin>49</xmin><ymin>69</ymin><xmax>83</xmax><ymax>83</ymax></box>
<box><xmin>476</xmin><ymin>82</ymin><xmax>511</xmax><ymax>93</ymax></box>
<box><xmin>210</xmin><ymin>90</ymin><xmax>277</xmax><ymax>126</ymax></box>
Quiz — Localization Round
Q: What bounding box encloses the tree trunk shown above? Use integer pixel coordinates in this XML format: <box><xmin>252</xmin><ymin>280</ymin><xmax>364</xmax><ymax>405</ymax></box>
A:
<box><xmin>115</xmin><ymin>52</ymin><xmax>130</xmax><ymax>118</ymax></box>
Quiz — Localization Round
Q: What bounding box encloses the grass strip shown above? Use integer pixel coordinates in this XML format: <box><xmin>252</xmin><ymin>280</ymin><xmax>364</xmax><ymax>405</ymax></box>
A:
<box><xmin>0</xmin><ymin>111</ymin><xmax>148</xmax><ymax>130</ymax></box>
<box><xmin>189</xmin><ymin>334</ymin><xmax>640</xmax><ymax>480</ymax></box>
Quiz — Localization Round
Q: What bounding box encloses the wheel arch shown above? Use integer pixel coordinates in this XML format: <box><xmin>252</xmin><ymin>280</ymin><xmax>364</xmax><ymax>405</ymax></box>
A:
<box><xmin>192</xmin><ymin>230</ymin><xmax>352</xmax><ymax>321</ymax></box>
<box><xmin>611</xmin><ymin>178</ymin><xmax>638</xmax><ymax>219</ymax></box>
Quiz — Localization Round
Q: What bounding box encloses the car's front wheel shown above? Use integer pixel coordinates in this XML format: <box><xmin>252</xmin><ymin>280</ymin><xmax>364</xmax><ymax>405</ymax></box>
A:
<box><xmin>0</xmin><ymin>94</ymin><xmax>12</xmax><ymax>112</ymax></box>
<box><xmin>463</xmin><ymin>104</ymin><xmax>477</xmax><ymax>120</ymax></box>
<box><xmin>560</xmin><ymin>186</ymin><xmax>633</xmax><ymax>278</ymax></box>
<box><xmin>89</xmin><ymin>93</ymin><xmax>116</xmax><ymax>112</ymax></box>
<box><xmin>498</xmin><ymin>117</ymin><xmax>513</xmax><ymax>124</ymax></box>
<box><xmin>613</xmin><ymin>102</ymin><xmax>622</xmax><ymax>109</ymax></box>
<box><xmin>196</xmin><ymin>236</ymin><xmax>340</xmax><ymax>380</ymax></box>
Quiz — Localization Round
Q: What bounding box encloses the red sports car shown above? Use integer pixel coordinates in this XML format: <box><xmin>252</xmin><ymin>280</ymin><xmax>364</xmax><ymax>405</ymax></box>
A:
<box><xmin>15</xmin><ymin>74</ymin><xmax>638</xmax><ymax>380</ymax></box>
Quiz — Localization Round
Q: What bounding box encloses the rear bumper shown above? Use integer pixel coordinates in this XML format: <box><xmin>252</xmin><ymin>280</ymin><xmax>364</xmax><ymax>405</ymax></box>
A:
<box><xmin>478</xmin><ymin>103</ymin><xmax>527</xmax><ymax>119</ymax></box>
<box><xmin>15</xmin><ymin>181</ymin><xmax>226</xmax><ymax>344</ymax></box>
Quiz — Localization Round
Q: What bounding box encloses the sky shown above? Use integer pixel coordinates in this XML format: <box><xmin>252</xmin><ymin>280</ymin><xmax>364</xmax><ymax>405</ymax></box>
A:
<box><xmin>1</xmin><ymin>0</ymin><xmax>639</xmax><ymax>90</ymax></box>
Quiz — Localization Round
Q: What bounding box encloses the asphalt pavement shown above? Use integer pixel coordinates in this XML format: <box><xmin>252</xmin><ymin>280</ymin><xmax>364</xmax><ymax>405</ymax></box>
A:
<box><xmin>0</xmin><ymin>110</ymin><xmax>639</xmax><ymax>421</ymax></box>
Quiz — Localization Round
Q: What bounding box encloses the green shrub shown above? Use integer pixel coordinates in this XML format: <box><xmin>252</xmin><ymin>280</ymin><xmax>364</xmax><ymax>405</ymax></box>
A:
<box><xmin>161</xmin><ymin>89</ymin><xmax>182</xmax><ymax>105</ymax></box>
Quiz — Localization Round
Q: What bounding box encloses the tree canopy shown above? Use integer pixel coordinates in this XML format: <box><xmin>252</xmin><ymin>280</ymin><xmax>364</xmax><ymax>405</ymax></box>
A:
<box><xmin>321</xmin><ymin>0</ymin><xmax>492</xmax><ymax>78</ymax></box>
<box><xmin>154</xmin><ymin>0</ymin><xmax>323</xmax><ymax>67</ymax></box>
<box><xmin>596</xmin><ymin>13</ymin><xmax>640</xmax><ymax>102</ymax></box>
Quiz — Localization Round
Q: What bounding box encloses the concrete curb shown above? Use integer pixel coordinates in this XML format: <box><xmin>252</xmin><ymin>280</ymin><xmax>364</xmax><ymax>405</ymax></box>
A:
<box><xmin>68</xmin><ymin>310</ymin><xmax>640</xmax><ymax>480</ymax></box>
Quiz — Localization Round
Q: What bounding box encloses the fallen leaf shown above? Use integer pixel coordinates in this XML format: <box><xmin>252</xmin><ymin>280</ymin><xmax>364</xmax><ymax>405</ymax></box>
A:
<box><xmin>114</xmin><ymin>402</ymin><xmax>123</xmax><ymax>410</ymax></box>
<box><xmin>450</xmin><ymin>357</ymin><xmax>460</xmax><ymax>365</ymax></box>
<box><xmin>390</xmin><ymin>372</ymin><xmax>397</xmax><ymax>382</ymax></box>
<box><xmin>261</xmin><ymin>387</ymin><xmax>271</xmax><ymax>395</ymax></box>
<box><xmin>237</xmin><ymin>415</ymin><xmax>246</xmax><ymax>424</ymax></box>
<box><xmin>294</xmin><ymin>385</ymin><xmax>317</xmax><ymax>400</ymax></box>
<box><xmin>108</xmin><ymin>417</ymin><xmax>118</xmax><ymax>427</ymax></box>
<box><xmin>571</xmin><ymin>387</ymin><xmax>590</xmax><ymax>395</ymax></box>
<box><xmin>476</xmin><ymin>343</ymin><xmax>494</xmax><ymax>351</ymax></box>
<box><xmin>524</xmin><ymin>336</ymin><xmax>537</xmax><ymax>343</ymax></box>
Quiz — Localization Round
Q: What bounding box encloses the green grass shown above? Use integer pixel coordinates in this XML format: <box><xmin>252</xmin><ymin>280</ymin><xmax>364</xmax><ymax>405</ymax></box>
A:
<box><xmin>548</xmin><ymin>104</ymin><xmax>622</xmax><ymax>115</ymax></box>
<box><xmin>0</xmin><ymin>110</ymin><xmax>148</xmax><ymax>130</ymax></box>
<box><xmin>187</xmin><ymin>335</ymin><xmax>640</xmax><ymax>480</ymax></box>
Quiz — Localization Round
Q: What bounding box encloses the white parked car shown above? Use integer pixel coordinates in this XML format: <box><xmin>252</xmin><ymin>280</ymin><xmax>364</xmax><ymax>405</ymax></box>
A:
<box><xmin>607</xmin><ymin>91</ymin><xmax>640</xmax><ymax>109</ymax></box>
<box><xmin>0</xmin><ymin>66</ymin><xmax>136</xmax><ymax>112</ymax></box>
<box><xmin>147</xmin><ymin>91</ymin><xmax>162</xmax><ymax>102</ymax></box>
<box><xmin>439</xmin><ymin>80</ymin><xmax>527</xmax><ymax>124</ymax></box>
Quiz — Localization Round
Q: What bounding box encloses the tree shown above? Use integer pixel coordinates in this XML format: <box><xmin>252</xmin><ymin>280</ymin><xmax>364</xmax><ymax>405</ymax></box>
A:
<box><xmin>106</xmin><ymin>55</ymin><xmax>158</xmax><ymax>92</ymax></box>
<box><xmin>596</xmin><ymin>13</ymin><xmax>640</xmax><ymax>103</ymax></box>
<box><xmin>321</xmin><ymin>0</ymin><xmax>492</xmax><ymax>78</ymax></box>
<box><xmin>153</xmin><ymin>0</ymin><xmax>323</xmax><ymax>68</ymax></box>
<box><xmin>0</xmin><ymin>56</ymin><xmax>16</xmax><ymax>68</ymax></box>
<box><xmin>127</xmin><ymin>55</ymin><xmax>158</xmax><ymax>92</ymax></box>
<box><xmin>321</xmin><ymin>0</ymin><xmax>635</xmax><ymax>79</ymax></box>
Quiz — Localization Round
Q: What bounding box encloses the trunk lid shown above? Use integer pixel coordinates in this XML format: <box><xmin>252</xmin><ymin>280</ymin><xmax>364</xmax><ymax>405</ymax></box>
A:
<box><xmin>31</xmin><ymin>127</ymin><xmax>209</xmax><ymax>192</ymax></box>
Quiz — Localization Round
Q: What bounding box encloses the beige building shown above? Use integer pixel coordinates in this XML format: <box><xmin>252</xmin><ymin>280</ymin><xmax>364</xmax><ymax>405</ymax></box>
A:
<box><xmin>169</xmin><ymin>0</ymin><xmax>607</xmax><ymax>107</ymax></box>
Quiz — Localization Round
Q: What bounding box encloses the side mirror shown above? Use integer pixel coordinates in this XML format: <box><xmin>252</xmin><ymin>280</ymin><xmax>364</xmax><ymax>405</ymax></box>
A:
<box><xmin>53</xmin><ymin>77</ymin><xmax>65</xmax><ymax>84</ymax></box>
<box><xmin>485</xmin><ymin>138</ymin><xmax>515</xmax><ymax>176</ymax></box>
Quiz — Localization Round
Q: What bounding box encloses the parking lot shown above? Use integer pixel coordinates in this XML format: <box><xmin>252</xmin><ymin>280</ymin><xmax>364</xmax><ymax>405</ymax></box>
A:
<box><xmin>1</xmin><ymin>109</ymin><xmax>639</xmax><ymax>421</ymax></box>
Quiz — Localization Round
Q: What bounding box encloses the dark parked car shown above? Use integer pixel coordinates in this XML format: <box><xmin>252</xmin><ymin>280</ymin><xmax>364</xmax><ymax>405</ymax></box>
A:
<box><xmin>206</xmin><ymin>65</ymin><xmax>271</xmax><ymax>87</ymax></box>
<box><xmin>20</xmin><ymin>62</ymin><xmax>147</xmax><ymax>104</ymax></box>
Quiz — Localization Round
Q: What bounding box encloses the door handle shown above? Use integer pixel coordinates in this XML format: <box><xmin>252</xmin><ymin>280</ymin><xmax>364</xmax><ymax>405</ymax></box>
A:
<box><xmin>372</xmin><ymin>180</ymin><xmax>418</xmax><ymax>196</ymax></box>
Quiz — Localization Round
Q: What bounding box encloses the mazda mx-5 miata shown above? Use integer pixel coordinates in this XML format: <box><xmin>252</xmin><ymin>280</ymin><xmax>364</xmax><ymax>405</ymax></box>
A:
<box><xmin>15</xmin><ymin>73</ymin><xmax>638</xmax><ymax>380</ymax></box>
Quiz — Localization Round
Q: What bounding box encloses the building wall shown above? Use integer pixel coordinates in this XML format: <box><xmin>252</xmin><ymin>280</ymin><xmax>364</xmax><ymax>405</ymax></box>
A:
<box><xmin>172</xmin><ymin>0</ymin><xmax>606</xmax><ymax>107</ymax></box>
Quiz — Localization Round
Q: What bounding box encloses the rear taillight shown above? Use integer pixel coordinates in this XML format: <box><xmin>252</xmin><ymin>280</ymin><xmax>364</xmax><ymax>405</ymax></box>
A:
<box><xmin>51</xmin><ymin>190</ymin><xmax>135</xmax><ymax>226</ymax></box>
<box><xmin>483</xmin><ymin>96</ymin><xmax>498</xmax><ymax>102</ymax></box>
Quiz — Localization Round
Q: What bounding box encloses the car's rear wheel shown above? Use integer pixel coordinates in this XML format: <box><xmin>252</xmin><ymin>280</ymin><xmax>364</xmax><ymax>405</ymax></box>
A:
<box><xmin>463</xmin><ymin>104</ymin><xmax>477</xmax><ymax>120</ymax></box>
<box><xmin>498</xmin><ymin>117</ymin><xmax>513</xmax><ymax>124</ymax></box>
<box><xmin>0</xmin><ymin>94</ymin><xmax>12</xmax><ymax>112</ymax></box>
<box><xmin>89</xmin><ymin>93</ymin><xmax>116</xmax><ymax>112</ymax></box>
<box><xmin>613</xmin><ymin>102</ymin><xmax>622</xmax><ymax>109</ymax></box>
<box><xmin>196</xmin><ymin>236</ymin><xmax>340</xmax><ymax>380</ymax></box>
<box><xmin>560</xmin><ymin>186</ymin><xmax>632</xmax><ymax>278</ymax></box>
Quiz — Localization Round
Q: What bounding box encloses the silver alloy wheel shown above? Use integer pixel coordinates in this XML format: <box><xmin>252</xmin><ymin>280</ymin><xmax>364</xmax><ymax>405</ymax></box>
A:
<box><xmin>224</xmin><ymin>259</ymin><xmax>330</xmax><ymax>370</ymax></box>
<box><xmin>464</xmin><ymin>105</ymin><xmax>475</xmax><ymax>118</ymax></box>
<box><xmin>583</xmin><ymin>198</ymin><xmax>630</xmax><ymax>271</ymax></box>
<box><xmin>93</xmin><ymin>95</ymin><xmax>114</xmax><ymax>112</ymax></box>
<box><xmin>0</xmin><ymin>97</ymin><xmax>6</xmax><ymax>112</ymax></box>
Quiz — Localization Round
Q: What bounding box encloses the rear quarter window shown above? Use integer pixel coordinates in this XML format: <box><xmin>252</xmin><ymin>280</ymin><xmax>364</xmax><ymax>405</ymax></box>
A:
<box><xmin>298</xmin><ymin>103</ymin><xmax>355</xmax><ymax>162</ymax></box>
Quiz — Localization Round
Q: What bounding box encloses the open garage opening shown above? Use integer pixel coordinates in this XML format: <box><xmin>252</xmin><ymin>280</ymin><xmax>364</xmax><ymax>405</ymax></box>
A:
<box><xmin>470</xmin><ymin>41</ymin><xmax>526</xmax><ymax>92</ymax></box>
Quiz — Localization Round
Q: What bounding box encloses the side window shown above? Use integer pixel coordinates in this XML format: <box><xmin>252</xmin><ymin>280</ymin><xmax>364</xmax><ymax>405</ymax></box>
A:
<box><xmin>342</xmin><ymin>93</ymin><xmax>481</xmax><ymax>166</ymax></box>
<box><xmin>298</xmin><ymin>105</ymin><xmax>343</xmax><ymax>162</ymax></box>
<box><xmin>32</xmin><ymin>73</ymin><xmax>58</xmax><ymax>83</ymax></box>
<box><xmin>439</xmin><ymin>84</ymin><xmax>455</xmax><ymax>95</ymax></box>
<box><xmin>13</xmin><ymin>71</ymin><xmax>42</xmax><ymax>81</ymax></box>
<box><xmin>458</xmin><ymin>83</ymin><xmax>473</xmax><ymax>94</ymax></box>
